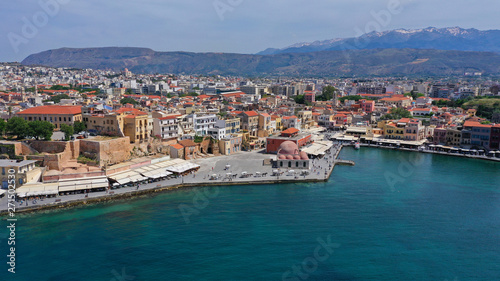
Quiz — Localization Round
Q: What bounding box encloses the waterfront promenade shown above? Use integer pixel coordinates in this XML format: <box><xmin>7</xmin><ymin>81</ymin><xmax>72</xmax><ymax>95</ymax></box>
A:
<box><xmin>0</xmin><ymin>144</ymin><xmax>344</xmax><ymax>215</ymax></box>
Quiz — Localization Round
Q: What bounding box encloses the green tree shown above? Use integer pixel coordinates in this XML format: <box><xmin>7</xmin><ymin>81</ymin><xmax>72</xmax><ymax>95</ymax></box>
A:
<box><xmin>120</xmin><ymin>97</ymin><xmax>138</xmax><ymax>105</ymax></box>
<box><xmin>405</xmin><ymin>91</ymin><xmax>425</xmax><ymax>100</ymax></box>
<box><xmin>6</xmin><ymin>117</ymin><xmax>29</xmax><ymax>139</ymax></box>
<box><xmin>49</xmin><ymin>94</ymin><xmax>70</xmax><ymax>103</ymax></box>
<box><xmin>294</xmin><ymin>94</ymin><xmax>305</xmax><ymax>104</ymax></box>
<box><xmin>60</xmin><ymin>124</ymin><xmax>74</xmax><ymax>141</ymax></box>
<box><xmin>188</xmin><ymin>92</ymin><xmax>199</xmax><ymax>96</ymax></box>
<box><xmin>28</xmin><ymin>121</ymin><xmax>54</xmax><ymax>140</ymax></box>
<box><xmin>317</xmin><ymin>86</ymin><xmax>337</xmax><ymax>101</ymax></box>
<box><xmin>339</xmin><ymin>95</ymin><xmax>364</xmax><ymax>102</ymax></box>
<box><xmin>380</xmin><ymin>108</ymin><xmax>413</xmax><ymax>120</ymax></box>
<box><xmin>73</xmin><ymin>121</ymin><xmax>86</xmax><ymax>134</ymax></box>
<box><xmin>0</xmin><ymin>119</ymin><xmax>6</xmax><ymax>136</ymax></box>
<box><xmin>50</xmin><ymin>85</ymin><xmax>70</xmax><ymax>90</ymax></box>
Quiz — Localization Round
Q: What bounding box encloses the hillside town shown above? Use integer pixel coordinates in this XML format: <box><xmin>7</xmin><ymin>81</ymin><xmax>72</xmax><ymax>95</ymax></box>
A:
<box><xmin>0</xmin><ymin>63</ymin><xmax>499</xmax><ymax>205</ymax></box>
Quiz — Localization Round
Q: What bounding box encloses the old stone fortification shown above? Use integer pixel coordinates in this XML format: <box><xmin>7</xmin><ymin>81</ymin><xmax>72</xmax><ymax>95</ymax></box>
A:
<box><xmin>26</xmin><ymin>140</ymin><xmax>78</xmax><ymax>170</ymax></box>
<box><xmin>20</xmin><ymin>137</ymin><xmax>133</xmax><ymax>170</ymax></box>
<box><xmin>80</xmin><ymin>137</ymin><xmax>132</xmax><ymax>166</ymax></box>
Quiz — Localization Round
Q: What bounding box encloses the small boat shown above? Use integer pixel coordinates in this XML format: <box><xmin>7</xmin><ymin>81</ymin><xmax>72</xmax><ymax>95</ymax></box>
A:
<box><xmin>354</xmin><ymin>142</ymin><xmax>360</xmax><ymax>150</ymax></box>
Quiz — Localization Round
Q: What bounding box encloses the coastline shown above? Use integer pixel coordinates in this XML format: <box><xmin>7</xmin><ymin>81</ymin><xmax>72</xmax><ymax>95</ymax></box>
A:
<box><xmin>0</xmin><ymin>145</ymin><xmax>343</xmax><ymax>216</ymax></box>
<box><xmin>3</xmin><ymin>141</ymin><xmax>498</xmax><ymax>216</ymax></box>
<box><xmin>353</xmin><ymin>143</ymin><xmax>500</xmax><ymax>163</ymax></box>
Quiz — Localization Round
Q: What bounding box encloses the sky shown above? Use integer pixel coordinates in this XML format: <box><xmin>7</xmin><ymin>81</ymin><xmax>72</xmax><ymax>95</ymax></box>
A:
<box><xmin>1</xmin><ymin>0</ymin><xmax>500</xmax><ymax>62</ymax></box>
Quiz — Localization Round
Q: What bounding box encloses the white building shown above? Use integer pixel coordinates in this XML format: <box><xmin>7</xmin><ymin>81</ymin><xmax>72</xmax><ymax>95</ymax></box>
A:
<box><xmin>191</xmin><ymin>113</ymin><xmax>218</xmax><ymax>136</ymax></box>
<box><xmin>207</xmin><ymin>127</ymin><xmax>226</xmax><ymax>140</ymax></box>
<box><xmin>282</xmin><ymin>116</ymin><xmax>301</xmax><ymax>129</ymax></box>
<box><xmin>152</xmin><ymin>114</ymin><xmax>181</xmax><ymax>140</ymax></box>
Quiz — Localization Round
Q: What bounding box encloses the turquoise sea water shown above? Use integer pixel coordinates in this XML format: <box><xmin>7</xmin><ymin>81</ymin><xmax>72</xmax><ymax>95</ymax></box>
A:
<box><xmin>2</xmin><ymin>148</ymin><xmax>500</xmax><ymax>280</ymax></box>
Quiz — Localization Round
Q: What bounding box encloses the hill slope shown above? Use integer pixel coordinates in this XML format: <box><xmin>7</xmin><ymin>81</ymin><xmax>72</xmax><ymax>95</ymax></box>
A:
<box><xmin>22</xmin><ymin>47</ymin><xmax>500</xmax><ymax>77</ymax></box>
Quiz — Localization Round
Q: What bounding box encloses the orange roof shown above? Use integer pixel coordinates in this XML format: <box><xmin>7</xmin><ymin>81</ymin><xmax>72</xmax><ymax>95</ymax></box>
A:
<box><xmin>463</xmin><ymin>121</ymin><xmax>492</xmax><ymax>128</ymax></box>
<box><xmin>17</xmin><ymin>105</ymin><xmax>82</xmax><ymax>115</ymax></box>
<box><xmin>159</xmin><ymin>114</ymin><xmax>181</xmax><ymax>120</ymax></box>
<box><xmin>114</xmin><ymin>107</ymin><xmax>147</xmax><ymax>115</ymax></box>
<box><xmin>281</xmin><ymin>128</ymin><xmax>299</xmax><ymax>134</ymax></box>
<box><xmin>243</xmin><ymin>111</ymin><xmax>258</xmax><ymax>117</ymax></box>
<box><xmin>170</xmin><ymin>143</ymin><xmax>183</xmax><ymax>149</ymax></box>
<box><xmin>178</xmin><ymin>139</ymin><xmax>197</xmax><ymax>147</ymax></box>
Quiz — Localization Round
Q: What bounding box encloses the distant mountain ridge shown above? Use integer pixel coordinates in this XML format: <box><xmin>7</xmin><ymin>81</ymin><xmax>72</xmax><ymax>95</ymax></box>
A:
<box><xmin>21</xmin><ymin>47</ymin><xmax>500</xmax><ymax>77</ymax></box>
<box><xmin>257</xmin><ymin>27</ymin><xmax>500</xmax><ymax>55</ymax></box>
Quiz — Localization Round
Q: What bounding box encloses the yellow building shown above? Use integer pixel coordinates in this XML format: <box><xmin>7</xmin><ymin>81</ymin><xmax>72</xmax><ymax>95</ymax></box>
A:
<box><xmin>271</xmin><ymin>115</ymin><xmax>283</xmax><ymax>131</ymax></box>
<box><xmin>378</xmin><ymin>120</ymin><xmax>405</xmax><ymax>140</ymax></box>
<box><xmin>84</xmin><ymin>108</ymin><xmax>151</xmax><ymax>143</ymax></box>
<box><xmin>84</xmin><ymin>112</ymin><xmax>124</xmax><ymax>136</ymax></box>
<box><xmin>258</xmin><ymin>113</ymin><xmax>272</xmax><ymax>137</ymax></box>
<box><xmin>297</xmin><ymin>110</ymin><xmax>314</xmax><ymax>129</ymax></box>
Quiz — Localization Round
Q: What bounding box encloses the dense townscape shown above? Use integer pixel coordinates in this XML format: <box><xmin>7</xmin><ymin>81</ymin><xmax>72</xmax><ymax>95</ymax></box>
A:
<box><xmin>0</xmin><ymin>63</ymin><xmax>499</xmax><ymax>210</ymax></box>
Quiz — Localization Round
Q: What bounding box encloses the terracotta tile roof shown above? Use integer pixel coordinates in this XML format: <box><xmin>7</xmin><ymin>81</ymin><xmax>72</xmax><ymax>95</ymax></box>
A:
<box><xmin>281</xmin><ymin>128</ymin><xmax>299</xmax><ymax>134</ymax></box>
<box><xmin>463</xmin><ymin>121</ymin><xmax>492</xmax><ymax>128</ymax></box>
<box><xmin>114</xmin><ymin>107</ymin><xmax>147</xmax><ymax>115</ymax></box>
<box><xmin>243</xmin><ymin>111</ymin><xmax>259</xmax><ymax>117</ymax></box>
<box><xmin>17</xmin><ymin>105</ymin><xmax>82</xmax><ymax>115</ymax></box>
<box><xmin>178</xmin><ymin>139</ymin><xmax>197</xmax><ymax>147</ymax></box>
<box><xmin>159</xmin><ymin>114</ymin><xmax>181</xmax><ymax>120</ymax></box>
<box><xmin>170</xmin><ymin>143</ymin><xmax>183</xmax><ymax>149</ymax></box>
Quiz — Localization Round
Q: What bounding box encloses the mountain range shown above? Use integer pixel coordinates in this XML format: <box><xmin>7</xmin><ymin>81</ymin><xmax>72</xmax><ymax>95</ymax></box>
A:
<box><xmin>21</xmin><ymin>27</ymin><xmax>500</xmax><ymax>77</ymax></box>
<box><xmin>257</xmin><ymin>27</ymin><xmax>500</xmax><ymax>55</ymax></box>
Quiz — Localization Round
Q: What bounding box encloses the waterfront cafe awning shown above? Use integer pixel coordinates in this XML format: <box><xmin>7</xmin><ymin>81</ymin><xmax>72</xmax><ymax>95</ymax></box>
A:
<box><xmin>166</xmin><ymin>162</ymin><xmax>201</xmax><ymax>174</ymax></box>
<box><xmin>141</xmin><ymin>170</ymin><xmax>173</xmax><ymax>179</ymax></box>
<box><xmin>302</xmin><ymin>141</ymin><xmax>333</xmax><ymax>156</ymax></box>
<box><xmin>333</xmin><ymin>135</ymin><xmax>357</xmax><ymax>141</ymax></box>
<box><xmin>108</xmin><ymin>171</ymin><xmax>147</xmax><ymax>185</ymax></box>
<box><xmin>155</xmin><ymin>158</ymin><xmax>186</xmax><ymax>168</ymax></box>
<box><xmin>16</xmin><ymin>182</ymin><xmax>59</xmax><ymax>197</ymax></box>
<box><xmin>58</xmin><ymin>176</ymin><xmax>109</xmax><ymax>192</ymax></box>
